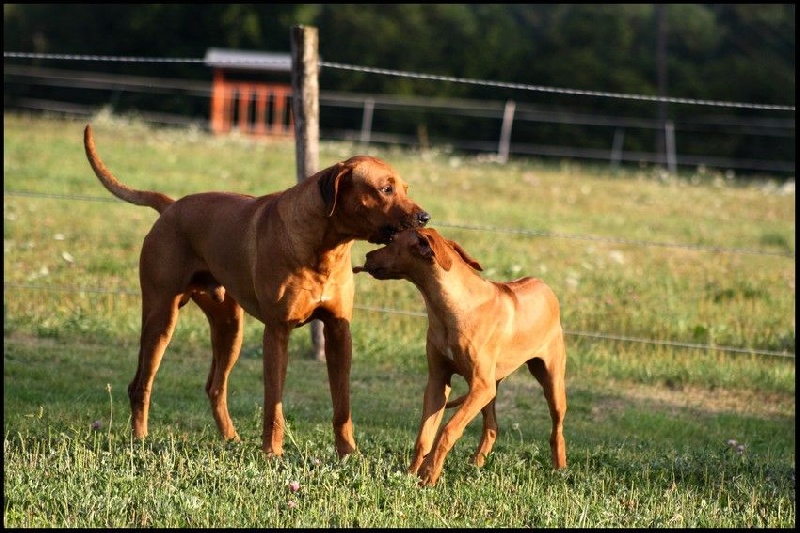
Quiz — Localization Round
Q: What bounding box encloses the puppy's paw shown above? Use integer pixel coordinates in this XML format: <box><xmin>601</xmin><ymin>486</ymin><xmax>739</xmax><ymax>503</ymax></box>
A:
<box><xmin>417</xmin><ymin>459</ymin><xmax>440</xmax><ymax>487</ymax></box>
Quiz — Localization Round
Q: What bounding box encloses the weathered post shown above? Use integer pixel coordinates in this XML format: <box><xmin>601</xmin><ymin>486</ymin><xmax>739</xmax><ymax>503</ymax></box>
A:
<box><xmin>497</xmin><ymin>99</ymin><xmax>515</xmax><ymax>164</ymax></box>
<box><xmin>290</xmin><ymin>25</ymin><xmax>325</xmax><ymax>361</ymax></box>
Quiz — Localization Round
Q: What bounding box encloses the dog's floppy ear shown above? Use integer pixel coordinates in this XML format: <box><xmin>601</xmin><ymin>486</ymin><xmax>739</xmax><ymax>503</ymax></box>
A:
<box><xmin>317</xmin><ymin>162</ymin><xmax>349</xmax><ymax>217</ymax></box>
<box><xmin>447</xmin><ymin>239</ymin><xmax>483</xmax><ymax>271</ymax></box>
<box><xmin>414</xmin><ymin>230</ymin><xmax>454</xmax><ymax>271</ymax></box>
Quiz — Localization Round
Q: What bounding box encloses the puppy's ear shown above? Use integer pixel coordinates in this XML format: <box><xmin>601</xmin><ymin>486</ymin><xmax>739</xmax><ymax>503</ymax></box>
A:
<box><xmin>317</xmin><ymin>162</ymin><xmax>349</xmax><ymax>217</ymax></box>
<box><xmin>447</xmin><ymin>239</ymin><xmax>483</xmax><ymax>271</ymax></box>
<box><xmin>414</xmin><ymin>230</ymin><xmax>453</xmax><ymax>271</ymax></box>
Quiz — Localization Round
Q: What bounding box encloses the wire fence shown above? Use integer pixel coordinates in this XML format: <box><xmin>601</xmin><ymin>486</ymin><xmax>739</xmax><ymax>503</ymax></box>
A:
<box><xmin>2</xmin><ymin>189</ymin><xmax>794</xmax><ymax>360</ymax></box>
<box><xmin>4</xmin><ymin>52</ymin><xmax>796</xmax><ymax>111</ymax></box>
<box><xmin>4</xmin><ymin>51</ymin><xmax>797</xmax><ymax>175</ymax></box>
<box><xmin>3</xmin><ymin>51</ymin><xmax>795</xmax><ymax>360</ymax></box>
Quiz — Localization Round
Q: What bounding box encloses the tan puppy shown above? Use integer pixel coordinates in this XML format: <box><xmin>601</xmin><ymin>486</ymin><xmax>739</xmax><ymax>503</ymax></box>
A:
<box><xmin>83</xmin><ymin>125</ymin><xmax>430</xmax><ymax>458</ymax></box>
<box><xmin>354</xmin><ymin>227</ymin><xmax>566</xmax><ymax>486</ymax></box>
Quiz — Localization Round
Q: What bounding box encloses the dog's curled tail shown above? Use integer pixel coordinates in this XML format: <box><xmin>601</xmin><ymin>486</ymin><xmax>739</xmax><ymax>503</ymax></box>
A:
<box><xmin>84</xmin><ymin>125</ymin><xmax>174</xmax><ymax>213</ymax></box>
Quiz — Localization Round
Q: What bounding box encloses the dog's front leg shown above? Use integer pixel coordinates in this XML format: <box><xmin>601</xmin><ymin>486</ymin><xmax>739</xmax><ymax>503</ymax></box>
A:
<box><xmin>261</xmin><ymin>323</ymin><xmax>292</xmax><ymax>456</ymax></box>
<box><xmin>321</xmin><ymin>315</ymin><xmax>357</xmax><ymax>458</ymax></box>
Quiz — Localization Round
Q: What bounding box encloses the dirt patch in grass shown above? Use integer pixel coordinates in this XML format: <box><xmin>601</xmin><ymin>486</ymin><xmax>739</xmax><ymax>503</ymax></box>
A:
<box><xmin>495</xmin><ymin>371</ymin><xmax>794</xmax><ymax>421</ymax></box>
<box><xmin>607</xmin><ymin>379</ymin><xmax>795</xmax><ymax>419</ymax></box>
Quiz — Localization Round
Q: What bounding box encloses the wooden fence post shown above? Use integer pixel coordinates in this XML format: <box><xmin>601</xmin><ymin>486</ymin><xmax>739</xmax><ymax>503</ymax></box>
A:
<box><xmin>610</xmin><ymin>128</ymin><xmax>625</xmax><ymax>170</ymax></box>
<box><xmin>360</xmin><ymin>98</ymin><xmax>375</xmax><ymax>144</ymax></box>
<box><xmin>665</xmin><ymin>120</ymin><xmax>677</xmax><ymax>175</ymax></box>
<box><xmin>497</xmin><ymin>99</ymin><xmax>515</xmax><ymax>164</ymax></box>
<box><xmin>290</xmin><ymin>25</ymin><xmax>326</xmax><ymax>361</ymax></box>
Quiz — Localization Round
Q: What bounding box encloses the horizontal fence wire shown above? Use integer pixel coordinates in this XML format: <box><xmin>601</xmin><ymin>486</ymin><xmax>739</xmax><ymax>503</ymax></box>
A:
<box><xmin>3</xmin><ymin>189</ymin><xmax>795</xmax><ymax>259</ymax></box>
<box><xmin>3</xmin><ymin>53</ymin><xmax>795</xmax><ymax>360</ymax></box>
<box><xmin>3</xmin><ymin>52</ymin><xmax>796</xmax><ymax>112</ymax></box>
<box><xmin>3</xmin><ymin>280</ymin><xmax>794</xmax><ymax>360</ymax></box>
<box><xmin>4</xmin><ymin>52</ymin><xmax>795</xmax><ymax>175</ymax></box>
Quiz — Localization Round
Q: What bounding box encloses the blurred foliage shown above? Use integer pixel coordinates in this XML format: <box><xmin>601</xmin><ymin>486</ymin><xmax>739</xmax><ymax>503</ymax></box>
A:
<box><xmin>3</xmin><ymin>4</ymin><xmax>795</xmax><ymax>170</ymax></box>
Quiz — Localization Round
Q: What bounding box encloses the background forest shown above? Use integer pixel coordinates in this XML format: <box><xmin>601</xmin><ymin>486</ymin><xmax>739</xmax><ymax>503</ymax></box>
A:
<box><xmin>3</xmin><ymin>4</ymin><xmax>796</xmax><ymax>175</ymax></box>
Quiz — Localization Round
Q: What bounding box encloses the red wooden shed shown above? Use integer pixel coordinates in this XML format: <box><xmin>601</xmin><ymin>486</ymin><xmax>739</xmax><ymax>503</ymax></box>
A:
<box><xmin>204</xmin><ymin>48</ymin><xmax>293</xmax><ymax>137</ymax></box>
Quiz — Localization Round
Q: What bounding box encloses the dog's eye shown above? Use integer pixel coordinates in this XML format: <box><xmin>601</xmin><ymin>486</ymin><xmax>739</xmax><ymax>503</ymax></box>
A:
<box><xmin>380</xmin><ymin>185</ymin><xmax>394</xmax><ymax>195</ymax></box>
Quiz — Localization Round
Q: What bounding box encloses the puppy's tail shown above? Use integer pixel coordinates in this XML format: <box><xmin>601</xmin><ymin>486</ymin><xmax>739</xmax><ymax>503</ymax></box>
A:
<box><xmin>84</xmin><ymin>125</ymin><xmax>174</xmax><ymax>213</ymax></box>
<box><xmin>445</xmin><ymin>393</ymin><xmax>467</xmax><ymax>409</ymax></box>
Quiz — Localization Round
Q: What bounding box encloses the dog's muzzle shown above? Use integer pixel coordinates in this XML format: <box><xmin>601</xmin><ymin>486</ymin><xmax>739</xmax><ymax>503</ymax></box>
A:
<box><xmin>415</xmin><ymin>211</ymin><xmax>431</xmax><ymax>226</ymax></box>
<box><xmin>370</xmin><ymin>210</ymin><xmax>431</xmax><ymax>244</ymax></box>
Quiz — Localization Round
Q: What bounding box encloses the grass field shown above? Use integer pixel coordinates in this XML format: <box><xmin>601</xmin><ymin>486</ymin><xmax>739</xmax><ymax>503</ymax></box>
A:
<box><xmin>3</xmin><ymin>111</ymin><xmax>795</xmax><ymax>527</ymax></box>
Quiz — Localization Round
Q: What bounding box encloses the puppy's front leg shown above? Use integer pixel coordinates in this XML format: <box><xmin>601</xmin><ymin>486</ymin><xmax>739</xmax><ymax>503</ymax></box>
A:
<box><xmin>472</xmin><ymin>397</ymin><xmax>498</xmax><ymax>467</ymax></box>
<box><xmin>417</xmin><ymin>378</ymin><xmax>496</xmax><ymax>486</ymax></box>
<box><xmin>409</xmin><ymin>365</ymin><xmax>451</xmax><ymax>474</ymax></box>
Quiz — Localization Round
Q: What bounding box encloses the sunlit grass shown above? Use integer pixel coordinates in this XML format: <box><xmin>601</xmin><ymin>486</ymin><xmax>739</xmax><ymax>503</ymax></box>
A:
<box><xmin>3</xmin><ymin>112</ymin><xmax>795</xmax><ymax>527</ymax></box>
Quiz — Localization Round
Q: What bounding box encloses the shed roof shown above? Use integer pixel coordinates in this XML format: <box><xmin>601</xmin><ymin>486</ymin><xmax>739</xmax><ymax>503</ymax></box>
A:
<box><xmin>204</xmin><ymin>48</ymin><xmax>291</xmax><ymax>73</ymax></box>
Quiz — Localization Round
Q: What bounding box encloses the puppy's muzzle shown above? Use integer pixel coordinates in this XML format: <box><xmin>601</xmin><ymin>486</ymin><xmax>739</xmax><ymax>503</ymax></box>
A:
<box><xmin>352</xmin><ymin>263</ymin><xmax>393</xmax><ymax>279</ymax></box>
<box><xmin>352</xmin><ymin>249</ymin><xmax>393</xmax><ymax>278</ymax></box>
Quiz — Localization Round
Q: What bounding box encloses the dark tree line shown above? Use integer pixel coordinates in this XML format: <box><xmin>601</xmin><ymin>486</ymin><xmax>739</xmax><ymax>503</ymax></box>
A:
<box><xmin>4</xmin><ymin>4</ymin><xmax>795</xmax><ymax>172</ymax></box>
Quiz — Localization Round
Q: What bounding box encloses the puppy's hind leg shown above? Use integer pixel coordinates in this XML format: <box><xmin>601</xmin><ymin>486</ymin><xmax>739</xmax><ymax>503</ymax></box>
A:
<box><xmin>192</xmin><ymin>289</ymin><xmax>245</xmax><ymax>441</ymax></box>
<box><xmin>526</xmin><ymin>338</ymin><xmax>567</xmax><ymax>469</ymax></box>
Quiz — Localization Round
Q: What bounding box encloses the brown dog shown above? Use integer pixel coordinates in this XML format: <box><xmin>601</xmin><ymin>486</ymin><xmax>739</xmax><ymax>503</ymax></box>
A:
<box><xmin>354</xmin><ymin>227</ymin><xmax>566</xmax><ymax>486</ymax></box>
<box><xmin>83</xmin><ymin>125</ymin><xmax>430</xmax><ymax>458</ymax></box>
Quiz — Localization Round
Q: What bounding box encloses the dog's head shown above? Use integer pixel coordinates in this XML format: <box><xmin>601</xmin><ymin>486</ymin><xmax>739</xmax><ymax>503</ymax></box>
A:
<box><xmin>353</xmin><ymin>227</ymin><xmax>482</xmax><ymax>280</ymax></box>
<box><xmin>316</xmin><ymin>156</ymin><xmax>430</xmax><ymax>244</ymax></box>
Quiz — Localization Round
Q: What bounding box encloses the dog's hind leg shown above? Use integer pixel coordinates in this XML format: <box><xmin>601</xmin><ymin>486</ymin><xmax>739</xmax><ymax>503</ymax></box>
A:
<box><xmin>193</xmin><ymin>290</ymin><xmax>244</xmax><ymax>441</ymax></box>
<box><xmin>526</xmin><ymin>337</ymin><xmax>567</xmax><ymax>469</ymax></box>
<box><xmin>128</xmin><ymin>292</ymin><xmax>183</xmax><ymax>439</ymax></box>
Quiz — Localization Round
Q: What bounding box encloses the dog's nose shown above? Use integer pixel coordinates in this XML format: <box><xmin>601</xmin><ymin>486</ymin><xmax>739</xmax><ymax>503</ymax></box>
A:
<box><xmin>417</xmin><ymin>211</ymin><xmax>431</xmax><ymax>226</ymax></box>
